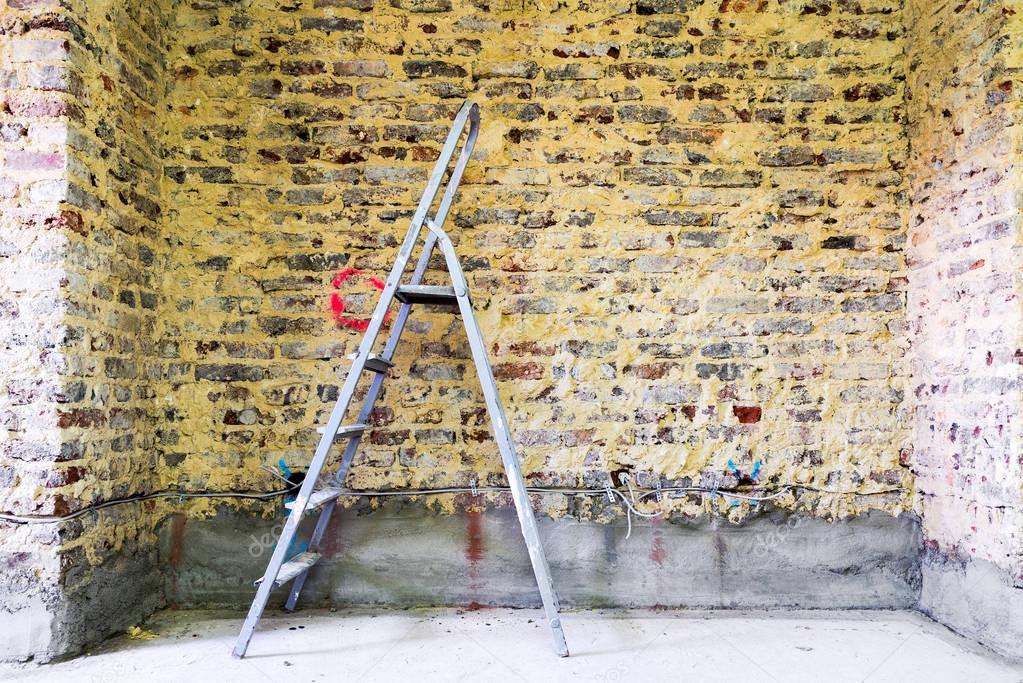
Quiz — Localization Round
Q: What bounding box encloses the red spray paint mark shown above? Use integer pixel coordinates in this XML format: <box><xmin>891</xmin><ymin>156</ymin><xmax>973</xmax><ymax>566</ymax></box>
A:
<box><xmin>649</xmin><ymin>517</ymin><xmax>666</xmax><ymax>567</ymax></box>
<box><xmin>167</xmin><ymin>514</ymin><xmax>186</xmax><ymax>608</ymax></box>
<box><xmin>465</xmin><ymin>510</ymin><xmax>486</xmax><ymax>609</ymax></box>
<box><xmin>330</xmin><ymin>268</ymin><xmax>392</xmax><ymax>331</ymax></box>
<box><xmin>168</xmin><ymin>514</ymin><xmax>186</xmax><ymax>569</ymax></box>
<box><xmin>320</xmin><ymin>510</ymin><xmax>344</xmax><ymax>558</ymax></box>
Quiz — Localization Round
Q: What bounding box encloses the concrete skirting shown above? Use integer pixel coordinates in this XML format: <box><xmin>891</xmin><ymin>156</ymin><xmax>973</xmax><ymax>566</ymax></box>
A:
<box><xmin>920</xmin><ymin>555</ymin><xmax>1023</xmax><ymax>661</ymax></box>
<box><xmin>56</xmin><ymin>545</ymin><xmax>165</xmax><ymax>660</ymax></box>
<box><xmin>0</xmin><ymin>593</ymin><xmax>55</xmax><ymax>663</ymax></box>
<box><xmin>159</xmin><ymin>502</ymin><xmax>921</xmax><ymax>611</ymax></box>
<box><xmin>0</xmin><ymin>543</ymin><xmax>162</xmax><ymax>663</ymax></box>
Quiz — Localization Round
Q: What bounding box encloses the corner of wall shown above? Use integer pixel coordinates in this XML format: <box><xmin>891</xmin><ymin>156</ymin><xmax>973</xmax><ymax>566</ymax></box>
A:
<box><xmin>1</xmin><ymin>0</ymin><xmax>173</xmax><ymax>661</ymax></box>
<box><xmin>904</xmin><ymin>0</ymin><xmax>1023</xmax><ymax>661</ymax></box>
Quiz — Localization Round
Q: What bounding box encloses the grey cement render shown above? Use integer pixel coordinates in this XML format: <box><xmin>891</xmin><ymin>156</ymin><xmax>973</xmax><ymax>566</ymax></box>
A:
<box><xmin>0</xmin><ymin>543</ymin><xmax>163</xmax><ymax>663</ymax></box>
<box><xmin>13</xmin><ymin>497</ymin><xmax>1023</xmax><ymax>664</ymax></box>
<box><xmin>56</xmin><ymin>544</ymin><xmax>165</xmax><ymax>660</ymax></box>
<box><xmin>920</xmin><ymin>557</ymin><xmax>1023</xmax><ymax>662</ymax></box>
<box><xmin>0</xmin><ymin>589</ymin><xmax>54</xmax><ymax>664</ymax></box>
<box><xmin>158</xmin><ymin>502</ymin><xmax>922</xmax><ymax>612</ymax></box>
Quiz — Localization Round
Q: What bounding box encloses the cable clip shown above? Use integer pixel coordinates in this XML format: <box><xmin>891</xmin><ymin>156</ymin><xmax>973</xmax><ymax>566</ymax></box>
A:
<box><xmin>655</xmin><ymin>479</ymin><xmax>663</xmax><ymax>503</ymax></box>
<box><xmin>705</xmin><ymin>472</ymin><xmax>722</xmax><ymax>503</ymax></box>
<box><xmin>470</xmin><ymin>477</ymin><xmax>478</xmax><ymax>497</ymax></box>
<box><xmin>604</xmin><ymin>482</ymin><xmax>615</xmax><ymax>503</ymax></box>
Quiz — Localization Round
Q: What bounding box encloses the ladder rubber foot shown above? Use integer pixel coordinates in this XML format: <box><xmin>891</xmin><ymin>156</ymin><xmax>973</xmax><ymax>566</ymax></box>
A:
<box><xmin>395</xmin><ymin>284</ymin><xmax>460</xmax><ymax>307</ymax></box>
<box><xmin>285</xmin><ymin>487</ymin><xmax>343</xmax><ymax>512</ymax></box>
<box><xmin>254</xmin><ymin>552</ymin><xmax>321</xmax><ymax>587</ymax></box>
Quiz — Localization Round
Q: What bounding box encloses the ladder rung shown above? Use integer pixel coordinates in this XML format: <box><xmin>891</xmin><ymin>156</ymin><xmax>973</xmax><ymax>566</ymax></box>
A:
<box><xmin>316</xmin><ymin>423</ymin><xmax>368</xmax><ymax>439</ymax></box>
<box><xmin>348</xmin><ymin>352</ymin><xmax>393</xmax><ymax>374</ymax></box>
<box><xmin>285</xmin><ymin>487</ymin><xmax>342</xmax><ymax>512</ymax></box>
<box><xmin>254</xmin><ymin>552</ymin><xmax>321</xmax><ymax>587</ymax></box>
<box><xmin>395</xmin><ymin>285</ymin><xmax>459</xmax><ymax>307</ymax></box>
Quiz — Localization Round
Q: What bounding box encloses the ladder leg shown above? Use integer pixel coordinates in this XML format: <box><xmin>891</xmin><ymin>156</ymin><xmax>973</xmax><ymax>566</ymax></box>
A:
<box><xmin>282</xmin><ymin>233</ymin><xmax>442</xmax><ymax>610</ymax></box>
<box><xmin>285</xmin><ymin>499</ymin><xmax>336</xmax><ymax>610</ymax></box>
<box><xmin>233</xmin><ymin>217</ymin><xmax>418</xmax><ymax>658</ymax></box>
<box><xmin>331</xmin><ymin>230</ymin><xmax>440</xmax><ymax>490</ymax></box>
<box><xmin>235</xmin><ymin>102</ymin><xmax>482</xmax><ymax>656</ymax></box>
<box><xmin>232</xmin><ymin>501</ymin><xmax>308</xmax><ymax>657</ymax></box>
<box><xmin>436</xmin><ymin>236</ymin><xmax>570</xmax><ymax>657</ymax></box>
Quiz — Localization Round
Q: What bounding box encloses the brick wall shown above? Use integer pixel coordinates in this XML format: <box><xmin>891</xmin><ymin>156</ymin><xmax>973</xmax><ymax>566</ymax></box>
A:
<box><xmin>7</xmin><ymin>0</ymin><xmax>1023</xmax><ymax>661</ymax></box>
<box><xmin>22</xmin><ymin>0</ymin><xmax>1023</xmax><ymax>662</ymax></box>
<box><xmin>0</xmin><ymin>0</ymin><xmax>168</xmax><ymax>660</ymax></box>
<box><xmin>906</xmin><ymin>0</ymin><xmax>1022</xmax><ymax>586</ymax></box>
<box><xmin>57</xmin><ymin>0</ymin><xmax>169</xmax><ymax>651</ymax></box>
<box><xmin>0</xmin><ymin>0</ymin><xmax>74</xmax><ymax>659</ymax></box>
<box><xmin>62</xmin><ymin>0</ymin><xmax>167</xmax><ymax>518</ymax></box>
<box><xmin>905</xmin><ymin>0</ymin><xmax>1023</xmax><ymax>645</ymax></box>
<box><xmin>161</xmin><ymin>0</ymin><xmax>912</xmax><ymax>519</ymax></box>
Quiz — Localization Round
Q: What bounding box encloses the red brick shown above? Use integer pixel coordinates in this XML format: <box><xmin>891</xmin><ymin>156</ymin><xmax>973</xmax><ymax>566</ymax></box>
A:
<box><xmin>733</xmin><ymin>406</ymin><xmax>762</xmax><ymax>424</ymax></box>
<box><xmin>493</xmin><ymin>362</ymin><xmax>544</xmax><ymax>380</ymax></box>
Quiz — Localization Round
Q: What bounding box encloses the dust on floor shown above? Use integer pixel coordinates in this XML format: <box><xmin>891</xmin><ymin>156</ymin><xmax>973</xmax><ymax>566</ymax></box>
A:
<box><xmin>4</xmin><ymin>608</ymin><xmax>1021</xmax><ymax>682</ymax></box>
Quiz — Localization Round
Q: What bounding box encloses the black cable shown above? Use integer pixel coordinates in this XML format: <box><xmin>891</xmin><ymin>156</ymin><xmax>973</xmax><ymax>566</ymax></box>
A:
<box><xmin>0</xmin><ymin>481</ymin><xmax>904</xmax><ymax>525</ymax></box>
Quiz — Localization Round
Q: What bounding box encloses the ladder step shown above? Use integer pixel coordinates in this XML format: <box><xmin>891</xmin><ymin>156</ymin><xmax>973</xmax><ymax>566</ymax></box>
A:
<box><xmin>395</xmin><ymin>284</ymin><xmax>460</xmax><ymax>307</ymax></box>
<box><xmin>284</xmin><ymin>487</ymin><xmax>342</xmax><ymax>512</ymax></box>
<box><xmin>254</xmin><ymin>552</ymin><xmax>321</xmax><ymax>587</ymax></box>
<box><xmin>349</xmin><ymin>352</ymin><xmax>393</xmax><ymax>374</ymax></box>
<box><xmin>316</xmin><ymin>423</ymin><xmax>368</xmax><ymax>439</ymax></box>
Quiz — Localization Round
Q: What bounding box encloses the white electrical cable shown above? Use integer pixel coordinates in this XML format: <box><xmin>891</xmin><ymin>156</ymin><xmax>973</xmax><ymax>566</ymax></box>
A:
<box><xmin>260</xmin><ymin>465</ymin><xmax>292</xmax><ymax>485</ymax></box>
<box><xmin>619</xmin><ymin>474</ymin><xmax>650</xmax><ymax>539</ymax></box>
<box><xmin>635</xmin><ymin>486</ymin><xmax>794</xmax><ymax>504</ymax></box>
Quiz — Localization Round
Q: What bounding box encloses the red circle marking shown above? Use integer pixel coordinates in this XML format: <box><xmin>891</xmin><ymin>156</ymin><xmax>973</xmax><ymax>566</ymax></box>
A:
<box><xmin>330</xmin><ymin>268</ymin><xmax>392</xmax><ymax>331</ymax></box>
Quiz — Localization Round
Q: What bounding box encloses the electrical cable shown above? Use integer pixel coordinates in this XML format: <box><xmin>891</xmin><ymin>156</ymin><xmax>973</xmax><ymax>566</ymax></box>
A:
<box><xmin>0</xmin><ymin>480</ymin><xmax>904</xmax><ymax>525</ymax></box>
<box><xmin>260</xmin><ymin>465</ymin><xmax>292</xmax><ymax>485</ymax></box>
<box><xmin>0</xmin><ymin>485</ymin><xmax>301</xmax><ymax>524</ymax></box>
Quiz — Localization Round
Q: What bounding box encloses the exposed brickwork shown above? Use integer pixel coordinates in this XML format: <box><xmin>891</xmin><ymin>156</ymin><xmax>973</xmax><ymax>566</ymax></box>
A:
<box><xmin>10</xmin><ymin>0</ymin><xmax>1023</xmax><ymax>663</ymax></box>
<box><xmin>59</xmin><ymin>0</ymin><xmax>167</xmax><ymax>515</ymax></box>
<box><xmin>905</xmin><ymin>0</ymin><xmax>1023</xmax><ymax>585</ymax></box>
<box><xmin>57</xmin><ymin>0</ymin><xmax>170</xmax><ymax>642</ymax></box>
<box><xmin>0</xmin><ymin>0</ymin><xmax>169</xmax><ymax>660</ymax></box>
<box><xmin>0</xmin><ymin>0</ymin><xmax>72</xmax><ymax>659</ymax></box>
<box><xmin>161</xmin><ymin>0</ymin><xmax>912</xmax><ymax>517</ymax></box>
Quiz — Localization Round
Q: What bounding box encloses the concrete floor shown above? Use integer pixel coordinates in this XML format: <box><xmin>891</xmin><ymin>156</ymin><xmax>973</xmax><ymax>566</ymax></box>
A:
<box><xmin>4</xmin><ymin>609</ymin><xmax>1021</xmax><ymax>682</ymax></box>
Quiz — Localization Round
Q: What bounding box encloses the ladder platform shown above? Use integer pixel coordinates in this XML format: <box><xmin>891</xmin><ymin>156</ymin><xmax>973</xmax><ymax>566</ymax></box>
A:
<box><xmin>284</xmin><ymin>487</ymin><xmax>342</xmax><ymax>512</ymax></box>
<box><xmin>396</xmin><ymin>284</ymin><xmax>459</xmax><ymax>307</ymax></box>
<box><xmin>254</xmin><ymin>552</ymin><xmax>321</xmax><ymax>587</ymax></box>
<box><xmin>316</xmin><ymin>423</ymin><xmax>368</xmax><ymax>438</ymax></box>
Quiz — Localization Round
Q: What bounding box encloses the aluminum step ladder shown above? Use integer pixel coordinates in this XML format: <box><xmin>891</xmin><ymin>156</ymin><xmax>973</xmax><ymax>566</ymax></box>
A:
<box><xmin>232</xmin><ymin>101</ymin><xmax>570</xmax><ymax>659</ymax></box>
